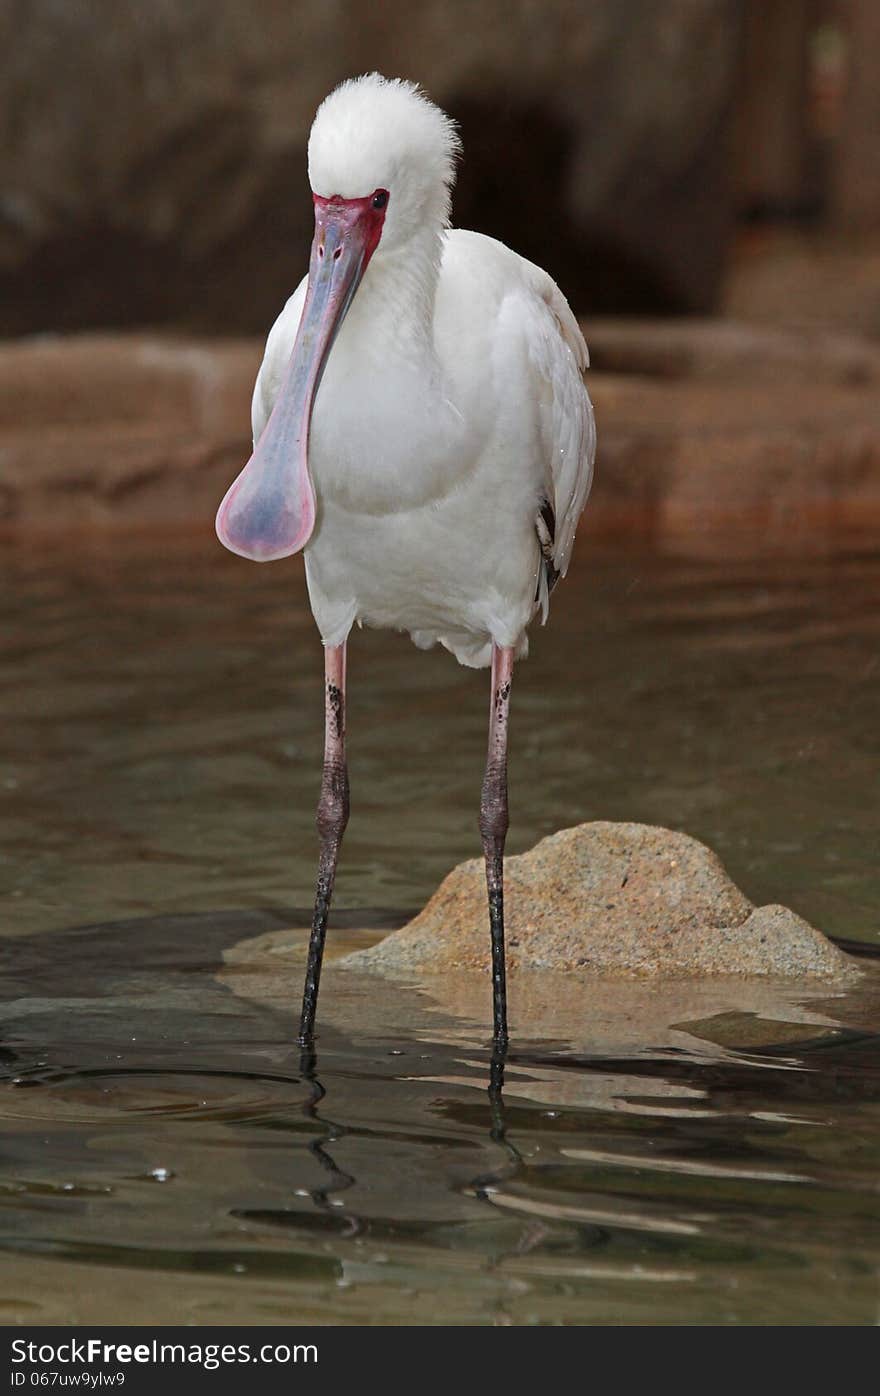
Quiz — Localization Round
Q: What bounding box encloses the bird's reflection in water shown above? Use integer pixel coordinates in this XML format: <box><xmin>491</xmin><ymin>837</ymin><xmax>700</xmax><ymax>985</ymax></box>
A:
<box><xmin>479</xmin><ymin>1044</ymin><xmax>523</xmax><ymax>1184</ymax></box>
<box><xmin>295</xmin><ymin>1040</ymin><xmax>542</xmax><ymax>1268</ymax></box>
<box><xmin>475</xmin><ymin>1047</ymin><xmax>554</xmax><ymax>1266</ymax></box>
<box><xmin>298</xmin><ymin>1046</ymin><xmax>361</xmax><ymax>1239</ymax></box>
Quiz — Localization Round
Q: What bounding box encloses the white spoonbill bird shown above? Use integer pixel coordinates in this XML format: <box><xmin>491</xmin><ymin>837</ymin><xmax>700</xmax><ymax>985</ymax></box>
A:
<box><xmin>216</xmin><ymin>74</ymin><xmax>595</xmax><ymax>1045</ymax></box>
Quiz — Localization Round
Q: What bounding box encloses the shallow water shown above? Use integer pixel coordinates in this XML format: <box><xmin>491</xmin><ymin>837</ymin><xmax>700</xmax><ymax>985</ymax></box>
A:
<box><xmin>1</xmin><ymin>907</ymin><xmax>879</xmax><ymax>1324</ymax></box>
<box><xmin>2</xmin><ymin>537</ymin><xmax>879</xmax><ymax>943</ymax></box>
<box><xmin>1</xmin><ymin>536</ymin><xmax>879</xmax><ymax>1323</ymax></box>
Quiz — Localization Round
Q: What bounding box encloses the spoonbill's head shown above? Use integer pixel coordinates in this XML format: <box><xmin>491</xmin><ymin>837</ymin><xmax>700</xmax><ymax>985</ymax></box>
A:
<box><xmin>215</xmin><ymin>74</ymin><xmax>459</xmax><ymax>563</ymax></box>
<box><xmin>308</xmin><ymin>73</ymin><xmax>460</xmax><ymax>254</ymax></box>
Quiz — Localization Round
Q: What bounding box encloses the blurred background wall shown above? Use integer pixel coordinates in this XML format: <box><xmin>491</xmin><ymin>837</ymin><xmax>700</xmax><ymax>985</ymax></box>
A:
<box><xmin>1</xmin><ymin>0</ymin><xmax>876</xmax><ymax>338</ymax></box>
<box><xmin>2</xmin><ymin>0</ymin><xmax>878</xmax><ymax>539</ymax></box>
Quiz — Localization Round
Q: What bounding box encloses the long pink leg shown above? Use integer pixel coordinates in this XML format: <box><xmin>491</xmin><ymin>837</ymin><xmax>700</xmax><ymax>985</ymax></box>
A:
<box><xmin>299</xmin><ymin>642</ymin><xmax>349</xmax><ymax>1043</ymax></box>
<box><xmin>480</xmin><ymin>644</ymin><xmax>515</xmax><ymax>1043</ymax></box>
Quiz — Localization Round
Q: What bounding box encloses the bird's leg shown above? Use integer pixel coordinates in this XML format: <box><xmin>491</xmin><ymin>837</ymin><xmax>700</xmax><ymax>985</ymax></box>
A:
<box><xmin>299</xmin><ymin>642</ymin><xmax>349</xmax><ymax>1044</ymax></box>
<box><xmin>480</xmin><ymin>644</ymin><xmax>514</xmax><ymax>1045</ymax></box>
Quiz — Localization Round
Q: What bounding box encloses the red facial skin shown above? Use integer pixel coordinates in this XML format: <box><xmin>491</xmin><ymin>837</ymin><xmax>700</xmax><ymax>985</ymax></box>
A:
<box><xmin>312</xmin><ymin>190</ymin><xmax>389</xmax><ymax>273</ymax></box>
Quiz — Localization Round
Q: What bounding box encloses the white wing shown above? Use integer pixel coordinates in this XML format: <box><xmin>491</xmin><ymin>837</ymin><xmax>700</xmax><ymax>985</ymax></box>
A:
<box><xmin>250</xmin><ymin>274</ymin><xmax>308</xmax><ymax>445</ymax></box>
<box><xmin>520</xmin><ymin>257</ymin><xmax>596</xmax><ymax>582</ymax></box>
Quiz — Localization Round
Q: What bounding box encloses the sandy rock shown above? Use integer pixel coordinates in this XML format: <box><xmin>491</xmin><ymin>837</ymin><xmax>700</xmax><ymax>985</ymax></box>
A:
<box><xmin>344</xmin><ymin>822</ymin><xmax>858</xmax><ymax>982</ymax></box>
<box><xmin>220</xmin><ymin>917</ymin><xmax>870</xmax><ymax>1052</ymax></box>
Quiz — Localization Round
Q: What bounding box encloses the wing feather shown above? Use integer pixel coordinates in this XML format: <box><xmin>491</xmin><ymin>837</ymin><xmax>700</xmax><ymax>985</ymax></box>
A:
<box><xmin>520</xmin><ymin>259</ymin><xmax>596</xmax><ymax>579</ymax></box>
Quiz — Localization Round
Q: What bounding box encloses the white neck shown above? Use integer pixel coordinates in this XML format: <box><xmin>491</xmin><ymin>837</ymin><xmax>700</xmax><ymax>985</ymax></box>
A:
<box><xmin>344</xmin><ymin>223</ymin><xmax>444</xmax><ymax>369</ymax></box>
<box><xmin>309</xmin><ymin>217</ymin><xmax>468</xmax><ymax>514</ymax></box>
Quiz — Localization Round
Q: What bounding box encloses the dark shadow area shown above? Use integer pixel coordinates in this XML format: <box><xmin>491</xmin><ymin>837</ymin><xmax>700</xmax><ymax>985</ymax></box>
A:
<box><xmin>452</xmin><ymin>93</ymin><xmax>732</xmax><ymax>316</ymax></box>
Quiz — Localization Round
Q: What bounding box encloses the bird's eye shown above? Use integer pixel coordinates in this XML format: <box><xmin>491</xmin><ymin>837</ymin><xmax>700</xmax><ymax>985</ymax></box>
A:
<box><xmin>371</xmin><ymin>189</ymin><xmax>389</xmax><ymax>211</ymax></box>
